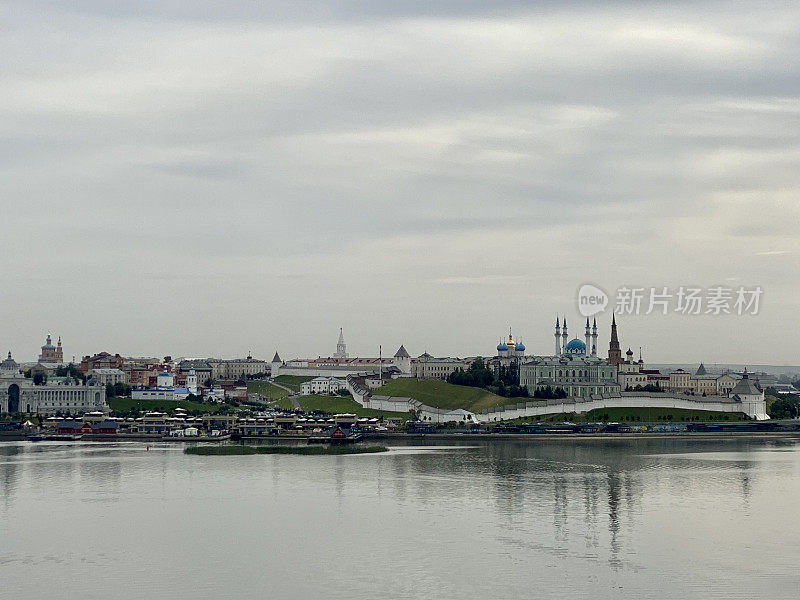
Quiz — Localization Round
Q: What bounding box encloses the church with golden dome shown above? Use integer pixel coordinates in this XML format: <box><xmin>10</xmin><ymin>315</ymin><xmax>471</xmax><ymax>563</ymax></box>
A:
<box><xmin>496</xmin><ymin>328</ymin><xmax>526</xmax><ymax>359</ymax></box>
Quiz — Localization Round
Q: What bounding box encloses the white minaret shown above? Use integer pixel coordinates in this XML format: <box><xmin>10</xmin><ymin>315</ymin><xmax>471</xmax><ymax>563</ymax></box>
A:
<box><xmin>591</xmin><ymin>317</ymin><xmax>598</xmax><ymax>356</ymax></box>
<box><xmin>585</xmin><ymin>318</ymin><xmax>591</xmax><ymax>355</ymax></box>
<box><xmin>334</xmin><ymin>328</ymin><xmax>348</xmax><ymax>359</ymax></box>
<box><xmin>562</xmin><ymin>318</ymin><xmax>569</xmax><ymax>353</ymax></box>
<box><xmin>554</xmin><ymin>317</ymin><xmax>561</xmax><ymax>355</ymax></box>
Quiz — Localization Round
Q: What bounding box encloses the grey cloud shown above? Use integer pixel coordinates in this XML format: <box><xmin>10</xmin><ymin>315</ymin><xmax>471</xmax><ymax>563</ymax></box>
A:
<box><xmin>1</xmin><ymin>1</ymin><xmax>799</xmax><ymax>362</ymax></box>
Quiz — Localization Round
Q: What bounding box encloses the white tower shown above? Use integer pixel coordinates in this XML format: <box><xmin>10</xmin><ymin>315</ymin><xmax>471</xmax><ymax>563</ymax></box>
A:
<box><xmin>591</xmin><ymin>317</ymin><xmax>598</xmax><ymax>356</ymax></box>
<box><xmin>585</xmin><ymin>318</ymin><xmax>591</xmax><ymax>355</ymax></box>
<box><xmin>334</xmin><ymin>328</ymin><xmax>348</xmax><ymax>359</ymax></box>
<box><xmin>562</xmin><ymin>318</ymin><xmax>569</xmax><ymax>354</ymax></box>
<box><xmin>157</xmin><ymin>370</ymin><xmax>174</xmax><ymax>388</ymax></box>
<box><xmin>271</xmin><ymin>351</ymin><xmax>282</xmax><ymax>378</ymax></box>
<box><xmin>187</xmin><ymin>368</ymin><xmax>198</xmax><ymax>394</ymax></box>
<box><xmin>554</xmin><ymin>317</ymin><xmax>562</xmax><ymax>355</ymax></box>
<box><xmin>393</xmin><ymin>345</ymin><xmax>411</xmax><ymax>374</ymax></box>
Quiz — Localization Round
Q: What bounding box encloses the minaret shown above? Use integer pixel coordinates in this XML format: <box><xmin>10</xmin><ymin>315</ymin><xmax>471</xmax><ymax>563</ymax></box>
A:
<box><xmin>591</xmin><ymin>317</ymin><xmax>598</xmax><ymax>356</ymax></box>
<box><xmin>554</xmin><ymin>317</ymin><xmax>561</xmax><ymax>355</ymax></box>
<box><xmin>585</xmin><ymin>318</ymin><xmax>591</xmax><ymax>355</ymax></box>
<box><xmin>608</xmin><ymin>314</ymin><xmax>622</xmax><ymax>366</ymax></box>
<box><xmin>562</xmin><ymin>318</ymin><xmax>569</xmax><ymax>354</ymax></box>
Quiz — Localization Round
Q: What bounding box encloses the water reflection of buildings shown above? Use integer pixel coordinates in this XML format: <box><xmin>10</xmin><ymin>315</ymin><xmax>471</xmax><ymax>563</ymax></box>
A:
<box><xmin>0</xmin><ymin>443</ymin><xmax>24</xmax><ymax>508</ymax></box>
<box><xmin>390</xmin><ymin>440</ymin><xmax>767</xmax><ymax>571</ymax></box>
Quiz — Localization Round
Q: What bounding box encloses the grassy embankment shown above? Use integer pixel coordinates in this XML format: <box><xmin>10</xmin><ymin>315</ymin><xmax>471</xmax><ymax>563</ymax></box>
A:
<box><xmin>375</xmin><ymin>380</ymin><xmax>751</xmax><ymax>423</ymax></box>
<box><xmin>297</xmin><ymin>394</ymin><xmax>408</xmax><ymax>419</ymax></box>
<box><xmin>108</xmin><ymin>397</ymin><xmax>233</xmax><ymax>415</ymax></box>
<box><xmin>185</xmin><ymin>445</ymin><xmax>388</xmax><ymax>456</ymax></box>
<box><xmin>497</xmin><ymin>406</ymin><xmax>750</xmax><ymax>424</ymax></box>
<box><xmin>273</xmin><ymin>375</ymin><xmax>315</xmax><ymax>392</ymax></box>
<box><xmin>377</xmin><ymin>379</ymin><xmax>513</xmax><ymax>413</ymax></box>
<box><xmin>246</xmin><ymin>381</ymin><xmax>294</xmax><ymax>410</ymax></box>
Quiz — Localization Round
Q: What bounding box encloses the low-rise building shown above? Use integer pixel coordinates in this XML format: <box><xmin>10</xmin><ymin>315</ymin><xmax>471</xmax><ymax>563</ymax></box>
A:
<box><xmin>79</xmin><ymin>352</ymin><xmax>124</xmax><ymax>374</ymax></box>
<box><xmin>92</xmin><ymin>368</ymin><xmax>128</xmax><ymax>386</ymax></box>
<box><xmin>208</xmin><ymin>356</ymin><xmax>269</xmax><ymax>380</ymax></box>
<box><xmin>666</xmin><ymin>369</ymin><xmax>693</xmax><ymax>392</ymax></box>
<box><xmin>617</xmin><ymin>348</ymin><xmax>648</xmax><ymax>390</ymax></box>
<box><xmin>520</xmin><ymin>354</ymin><xmax>620</xmax><ymax>398</ymax></box>
<box><xmin>300</xmin><ymin>377</ymin><xmax>347</xmax><ymax>395</ymax></box>
<box><xmin>411</xmin><ymin>353</ymin><xmax>471</xmax><ymax>380</ymax></box>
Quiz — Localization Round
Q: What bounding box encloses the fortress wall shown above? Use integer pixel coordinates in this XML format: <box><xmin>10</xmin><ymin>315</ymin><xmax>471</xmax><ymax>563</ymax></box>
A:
<box><xmin>479</xmin><ymin>393</ymin><xmax>765</xmax><ymax>422</ymax></box>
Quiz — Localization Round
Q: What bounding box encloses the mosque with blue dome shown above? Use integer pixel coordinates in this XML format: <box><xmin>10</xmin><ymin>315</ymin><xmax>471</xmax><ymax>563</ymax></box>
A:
<box><xmin>497</xmin><ymin>316</ymin><xmax>621</xmax><ymax>398</ymax></box>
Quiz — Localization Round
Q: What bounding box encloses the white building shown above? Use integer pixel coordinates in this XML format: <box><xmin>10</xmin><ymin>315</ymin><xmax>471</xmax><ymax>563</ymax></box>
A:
<box><xmin>271</xmin><ymin>331</ymin><xmax>411</xmax><ymax>379</ymax></box>
<box><xmin>131</xmin><ymin>388</ymin><xmax>176</xmax><ymax>402</ymax></box>
<box><xmin>1</xmin><ymin>352</ymin><xmax>108</xmax><ymax>415</ymax></box>
<box><xmin>300</xmin><ymin>377</ymin><xmax>347</xmax><ymax>395</ymax></box>
<box><xmin>156</xmin><ymin>370</ymin><xmax>174</xmax><ymax>387</ymax></box>
<box><xmin>617</xmin><ymin>348</ymin><xmax>647</xmax><ymax>389</ymax></box>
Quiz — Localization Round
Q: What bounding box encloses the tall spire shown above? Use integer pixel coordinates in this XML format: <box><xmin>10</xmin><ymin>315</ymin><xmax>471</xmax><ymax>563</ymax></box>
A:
<box><xmin>584</xmin><ymin>318</ymin><xmax>591</xmax><ymax>357</ymax></box>
<box><xmin>334</xmin><ymin>327</ymin><xmax>348</xmax><ymax>359</ymax></box>
<box><xmin>554</xmin><ymin>316</ymin><xmax>562</xmax><ymax>355</ymax></box>
<box><xmin>608</xmin><ymin>313</ymin><xmax>622</xmax><ymax>366</ymax></box>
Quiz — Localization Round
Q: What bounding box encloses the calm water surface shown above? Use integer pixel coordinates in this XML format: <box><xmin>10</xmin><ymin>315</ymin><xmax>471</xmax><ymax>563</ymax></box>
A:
<box><xmin>2</xmin><ymin>438</ymin><xmax>800</xmax><ymax>599</ymax></box>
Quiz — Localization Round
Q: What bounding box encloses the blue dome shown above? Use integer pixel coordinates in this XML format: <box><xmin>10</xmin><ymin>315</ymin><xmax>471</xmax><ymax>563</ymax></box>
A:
<box><xmin>565</xmin><ymin>338</ymin><xmax>586</xmax><ymax>353</ymax></box>
<box><xmin>497</xmin><ymin>343</ymin><xmax>508</xmax><ymax>351</ymax></box>
<box><xmin>516</xmin><ymin>342</ymin><xmax>526</xmax><ymax>352</ymax></box>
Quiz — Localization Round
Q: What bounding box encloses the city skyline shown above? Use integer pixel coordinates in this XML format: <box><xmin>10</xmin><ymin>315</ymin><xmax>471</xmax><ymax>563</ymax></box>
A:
<box><xmin>2</xmin><ymin>2</ymin><xmax>799</xmax><ymax>364</ymax></box>
<box><xmin>4</xmin><ymin>313</ymin><xmax>799</xmax><ymax>370</ymax></box>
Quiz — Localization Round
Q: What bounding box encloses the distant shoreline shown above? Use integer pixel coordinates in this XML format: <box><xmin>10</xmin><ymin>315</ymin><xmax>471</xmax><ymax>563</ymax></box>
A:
<box><xmin>390</xmin><ymin>432</ymin><xmax>800</xmax><ymax>442</ymax></box>
<box><xmin>3</xmin><ymin>431</ymin><xmax>800</xmax><ymax>444</ymax></box>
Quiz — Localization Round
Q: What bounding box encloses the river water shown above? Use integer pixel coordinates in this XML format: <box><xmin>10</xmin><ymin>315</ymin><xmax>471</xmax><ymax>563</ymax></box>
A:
<box><xmin>2</xmin><ymin>437</ymin><xmax>799</xmax><ymax>599</ymax></box>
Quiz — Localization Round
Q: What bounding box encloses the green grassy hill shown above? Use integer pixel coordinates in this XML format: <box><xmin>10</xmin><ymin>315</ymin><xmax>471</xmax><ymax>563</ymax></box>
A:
<box><xmin>247</xmin><ymin>381</ymin><xmax>289</xmax><ymax>400</ymax></box>
<box><xmin>108</xmin><ymin>397</ymin><xmax>232</xmax><ymax>415</ymax></box>
<box><xmin>298</xmin><ymin>394</ymin><xmax>407</xmax><ymax>419</ymax></box>
<box><xmin>377</xmin><ymin>379</ymin><xmax>516</xmax><ymax>413</ymax></box>
<box><xmin>273</xmin><ymin>375</ymin><xmax>315</xmax><ymax>392</ymax></box>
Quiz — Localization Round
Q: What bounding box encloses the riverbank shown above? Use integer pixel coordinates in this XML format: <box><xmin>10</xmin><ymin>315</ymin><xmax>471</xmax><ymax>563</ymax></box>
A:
<box><xmin>393</xmin><ymin>431</ymin><xmax>800</xmax><ymax>442</ymax></box>
<box><xmin>185</xmin><ymin>445</ymin><xmax>389</xmax><ymax>456</ymax></box>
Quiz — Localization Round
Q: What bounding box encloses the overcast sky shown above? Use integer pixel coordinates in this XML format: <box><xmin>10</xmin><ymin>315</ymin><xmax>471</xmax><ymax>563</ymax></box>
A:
<box><xmin>1</xmin><ymin>1</ymin><xmax>799</xmax><ymax>366</ymax></box>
